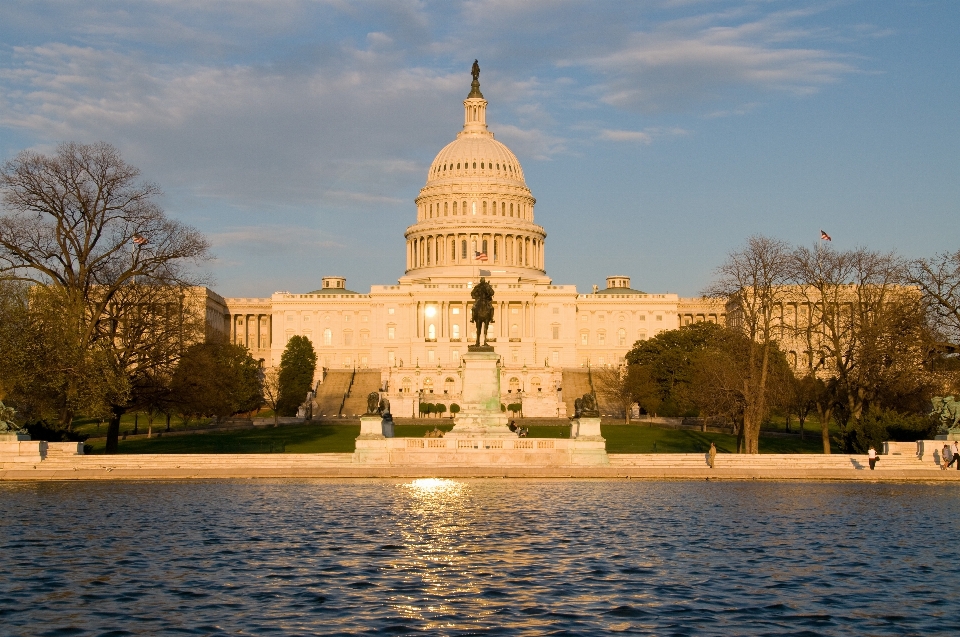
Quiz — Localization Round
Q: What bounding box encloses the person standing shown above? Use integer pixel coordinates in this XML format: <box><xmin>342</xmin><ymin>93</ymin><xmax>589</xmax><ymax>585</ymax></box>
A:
<box><xmin>943</xmin><ymin>444</ymin><xmax>951</xmax><ymax>470</ymax></box>
<box><xmin>868</xmin><ymin>446</ymin><xmax>878</xmax><ymax>470</ymax></box>
<box><xmin>708</xmin><ymin>442</ymin><xmax>717</xmax><ymax>469</ymax></box>
<box><xmin>949</xmin><ymin>441</ymin><xmax>960</xmax><ymax>470</ymax></box>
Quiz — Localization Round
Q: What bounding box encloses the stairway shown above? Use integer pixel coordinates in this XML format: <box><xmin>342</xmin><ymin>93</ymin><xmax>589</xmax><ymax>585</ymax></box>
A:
<box><xmin>341</xmin><ymin>370</ymin><xmax>383</xmax><ymax>417</ymax></box>
<box><xmin>313</xmin><ymin>370</ymin><xmax>353</xmax><ymax>417</ymax></box>
<box><xmin>561</xmin><ymin>369</ymin><xmax>593</xmax><ymax>415</ymax></box>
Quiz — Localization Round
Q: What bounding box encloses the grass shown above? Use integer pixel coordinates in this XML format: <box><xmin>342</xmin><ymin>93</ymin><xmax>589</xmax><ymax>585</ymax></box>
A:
<box><xmin>84</xmin><ymin>423</ymin><xmax>359</xmax><ymax>454</ymax></box>
<box><xmin>602</xmin><ymin>424</ymin><xmax>835</xmax><ymax>454</ymax></box>
<box><xmin>83</xmin><ymin>419</ymin><xmax>834</xmax><ymax>455</ymax></box>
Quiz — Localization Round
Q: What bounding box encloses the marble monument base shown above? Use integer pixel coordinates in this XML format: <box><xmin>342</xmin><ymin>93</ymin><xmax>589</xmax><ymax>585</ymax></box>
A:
<box><xmin>446</xmin><ymin>350</ymin><xmax>514</xmax><ymax>439</ymax></box>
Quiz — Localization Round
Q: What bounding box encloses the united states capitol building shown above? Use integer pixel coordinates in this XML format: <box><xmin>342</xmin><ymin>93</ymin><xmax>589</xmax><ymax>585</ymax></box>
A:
<box><xmin>221</xmin><ymin>71</ymin><xmax>725</xmax><ymax>417</ymax></box>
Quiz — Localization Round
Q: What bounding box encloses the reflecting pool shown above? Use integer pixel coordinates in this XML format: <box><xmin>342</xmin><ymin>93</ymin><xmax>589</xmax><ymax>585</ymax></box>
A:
<box><xmin>1</xmin><ymin>480</ymin><xmax>957</xmax><ymax>635</ymax></box>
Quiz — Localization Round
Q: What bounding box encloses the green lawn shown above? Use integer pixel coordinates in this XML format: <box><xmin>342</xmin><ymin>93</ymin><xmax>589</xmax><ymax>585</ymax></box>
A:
<box><xmin>602</xmin><ymin>424</ymin><xmax>834</xmax><ymax>454</ymax></box>
<box><xmin>84</xmin><ymin>420</ymin><xmax>832</xmax><ymax>455</ymax></box>
<box><xmin>85</xmin><ymin>423</ymin><xmax>360</xmax><ymax>454</ymax></box>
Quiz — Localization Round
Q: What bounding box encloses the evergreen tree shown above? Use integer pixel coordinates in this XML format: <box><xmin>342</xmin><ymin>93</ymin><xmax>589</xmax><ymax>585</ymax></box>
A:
<box><xmin>277</xmin><ymin>336</ymin><xmax>317</xmax><ymax>416</ymax></box>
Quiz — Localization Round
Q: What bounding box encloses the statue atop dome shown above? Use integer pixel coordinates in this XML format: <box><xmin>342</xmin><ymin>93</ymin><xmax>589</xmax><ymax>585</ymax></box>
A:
<box><xmin>468</xmin><ymin>59</ymin><xmax>483</xmax><ymax>99</ymax></box>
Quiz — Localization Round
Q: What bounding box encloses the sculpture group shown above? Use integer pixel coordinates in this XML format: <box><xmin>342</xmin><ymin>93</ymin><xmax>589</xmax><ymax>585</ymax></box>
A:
<box><xmin>470</xmin><ymin>277</ymin><xmax>495</xmax><ymax>348</ymax></box>
<box><xmin>931</xmin><ymin>396</ymin><xmax>960</xmax><ymax>432</ymax></box>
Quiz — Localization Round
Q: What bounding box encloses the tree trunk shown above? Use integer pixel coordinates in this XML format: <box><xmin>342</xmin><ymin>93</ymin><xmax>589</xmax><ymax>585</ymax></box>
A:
<box><xmin>816</xmin><ymin>404</ymin><xmax>833</xmax><ymax>454</ymax></box>
<box><xmin>105</xmin><ymin>406</ymin><xmax>125</xmax><ymax>454</ymax></box>
<box><xmin>799</xmin><ymin>415</ymin><xmax>805</xmax><ymax>440</ymax></box>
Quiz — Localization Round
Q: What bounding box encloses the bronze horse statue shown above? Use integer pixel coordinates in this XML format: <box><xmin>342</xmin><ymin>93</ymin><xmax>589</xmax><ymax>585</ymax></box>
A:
<box><xmin>471</xmin><ymin>277</ymin><xmax>495</xmax><ymax>347</ymax></box>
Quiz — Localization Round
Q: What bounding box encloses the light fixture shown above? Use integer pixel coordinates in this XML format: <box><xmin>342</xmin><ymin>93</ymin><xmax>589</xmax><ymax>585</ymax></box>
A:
<box><xmin>425</xmin><ymin>305</ymin><xmax>437</xmax><ymax>317</ymax></box>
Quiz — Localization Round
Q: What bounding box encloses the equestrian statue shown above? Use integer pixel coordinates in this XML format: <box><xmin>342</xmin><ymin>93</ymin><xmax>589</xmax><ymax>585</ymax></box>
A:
<box><xmin>470</xmin><ymin>277</ymin><xmax>495</xmax><ymax>349</ymax></box>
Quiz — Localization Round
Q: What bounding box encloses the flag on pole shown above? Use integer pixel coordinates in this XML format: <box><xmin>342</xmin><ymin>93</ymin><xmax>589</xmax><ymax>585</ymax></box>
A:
<box><xmin>474</xmin><ymin>250</ymin><xmax>488</xmax><ymax>261</ymax></box>
<box><xmin>133</xmin><ymin>234</ymin><xmax>148</xmax><ymax>245</ymax></box>
<box><xmin>478</xmin><ymin>269</ymin><xmax>491</xmax><ymax>276</ymax></box>
<box><xmin>819</xmin><ymin>229</ymin><xmax>832</xmax><ymax>241</ymax></box>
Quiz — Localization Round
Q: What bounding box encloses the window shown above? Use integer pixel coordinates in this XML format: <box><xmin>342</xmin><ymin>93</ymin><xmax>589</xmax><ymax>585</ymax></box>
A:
<box><xmin>531</xmin><ymin>377</ymin><xmax>542</xmax><ymax>392</ymax></box>
<box><xmin>287</xmin><ymin>315</ymin><xmax>294</xmax><ymax>322</ymax></box>
<box><xmin>638</xmin><ymin>330</ymin><xmax>647</xmax><ymax>340</ymax></box>
<box><xmin>427</xmin><ymin>324</ymin><xmax>436</xmax><ymax>339</ymax></box>
<box><xmin>639</xmin><ymin>315</ymin><xmax>646</xmax><ymax>321</ymax></box>
<box><xmin>598</xmin><ymin>314</ymin><xmax>605</xmax><ymax>323</ymax></box>
<box><xmin>444</xmin><ymin>377</ymin><xmax>455</xmax><ymax>394</ymax></box>
<box><xmin>387</xmin><ymin>325</ymin><xmax>396</xmax><ymax>340</ymax></box>
<box><xmin>581</xmin><ymin>314</ymin><xmax>588</xmax><ymax>322</ymax></box>
<box><xmin>510</xmin><ymin>203</ymin><xmax>514</xmax><ymax>217</ymax></box>
<box><xmin>580</xmin><ymin>331</ymin><xmax>589</xmax><ymax>345</ymax></box>
<box><xmin>388</xmin><ymin>307</ymin><xmax>395</xmax><ymax>315</ymax></box>
<box><xmin>553</xmin><ymin>307</ymin><xmax>560</xmax><ymax>314</ymax></box>
<box><xmin>453</xmin><ymin>201</ymin><xmax>457</xmax><ymax>215</ymax></box>
<box><xmin>656</xmin><ymin>315</ymin><xmax>663</xmax><ymax>321</ymax></box>
<box><xmin>343</xmin><ymin>330</ymin><xmax>353</xmax><ymax>346</ymax></box>
<box><xmin>423</xmin><ymin>377</ymin><xmax>434</xmax><ymax>393</ymax></box>
<box><xmin>360</xmin><ymin>331</ymin><xmax>369</xmax><ymax>345</ymax></box>
<box><xmin>598</xmin><ymin>331</ymin><xmax>605</xmax><ymax>346</ymax></box>
<box><xmin>323</xmin><ymin>328</ymin><xmax>332</xmax><ymax>346</ymax></box>
<box><xmin>462</xmin><ymin>240</ymin><xmax>467</xmax><ymax>259</ymax></box>
<box><xmin>598</xmin><ymin>356</ymin><xmax>605</xmax><ymax>366</ymax></box>
<box><xmin>402</xmin><ymin>377</ymin><xmax>412</xmax><ymax>393</ymax></box>
<box><xmin>360</xmin><ymin>356</ymin><xmax>368</xmax><ymax>367</ymax></box>
<box><xmin>618</xmin><ymin>328</ymin><xmax>626</xmax><ymax>346</ymax></box>
<box><xmin>451</xmin><ymin>350</ymin><xmax>460</xmax><ymax>363</ymax></box>
<box><xmin>552</xmin><ymin>351</ymin><xmax>559</xmax><ymax>365</ymax></box>
<box><xmin>509</xmin><ymin>377</ymin><xmax>520</xmax><ymax>392</ymax></box>
<box><xmin>552</xmin><ymin>325</ymin><xmax>560</xmax><ymax>339</ymax></box>
<box><xmin>511</xmin><ymin>323</ymin><xmax>519</xmax><ymax>337</ymax></box>
<box><xmin>388</xmin><ymin>351</ymin><xmax>396</xmax><ymax>366</ymax></box>
<box><xmin>361</xmin><ymin>315</ymin><xmax>368</xmax><ymax>323</ymax></box>
<box><xmin>343</xmin><ymin>314</ymin><xmax>350</xmax><ymax>322</ymax></box>
<box><xmin>452</xmin><ymin>307</ymin><xmax>460</xmax><ymax>314</ymax></box>
<box><xmin>482</xmin><ymin>239</ymin><xmax>488</xmax><ymax>254</ymax></box>
<box><xmin>428</xmin><ymin>350</ymin><xmax>435</xmax><ymax>363</ymax></box>
<box><xmin>444</xmin><ymin>202</ymin><xmax>448</xmax><ymax>216</ymax></box>
<box><xmin>302</xmin><ymin>315</ymin><xmax>310</xmax><ymax>322</ymax></box>
<box><xmin>482</xmin><ymin>201</ymin><xmax>487</xmax><ymax>215</ymax></box>
<box><xmin>452</xmin><ymin>324</ymin><xmax>460</xmax><ymax>338</ymax></box>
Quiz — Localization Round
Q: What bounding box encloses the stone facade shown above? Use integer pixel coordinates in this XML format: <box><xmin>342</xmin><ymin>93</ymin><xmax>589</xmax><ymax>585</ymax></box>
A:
<box><xmin>220</xmin><ymin>77</ymin><xmax>726</xmax><ymax>416</ymax></box>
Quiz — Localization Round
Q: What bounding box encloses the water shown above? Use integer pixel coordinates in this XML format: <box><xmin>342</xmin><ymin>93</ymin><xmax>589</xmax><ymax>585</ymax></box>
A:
<box><xmin>1</xmin><ymin>480</ymin><xmax>957</xmax><ymax>636</ymax></box>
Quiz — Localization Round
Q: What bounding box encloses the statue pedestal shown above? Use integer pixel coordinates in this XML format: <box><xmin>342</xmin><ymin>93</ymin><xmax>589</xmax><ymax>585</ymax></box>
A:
<box><xmin>447</xmin><ymin>351</ymin><xmax>513</xmax><ymax>439</ymax></box>
<box><xmin>569</xmin><ymin>417</ymin><xmax>608</xmax><ymax>465</ymax></box>
<box><xmin>354</xmin><ymin>415</ymin><xmax>395</xmax><ymax>464</ymax></box>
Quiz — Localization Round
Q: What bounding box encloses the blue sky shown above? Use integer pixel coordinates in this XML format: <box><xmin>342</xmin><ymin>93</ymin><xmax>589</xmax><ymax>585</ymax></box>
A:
<box><xmin>1</xmin><ymin>0</ymin><xmax>957</xmax><ymax>297</ymax></box>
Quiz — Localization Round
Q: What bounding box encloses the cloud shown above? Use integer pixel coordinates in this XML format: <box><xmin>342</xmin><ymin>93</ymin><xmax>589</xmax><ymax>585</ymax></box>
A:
<box><xmin>598</xmin><ymin>129</ymin><xmax>652</xmax><ymax>143</ymax></box>
<box><xmin>571</xmin><ymin>8</ymin><xmax>857</xmax><ymax>113</ymax></box>
<box><xmin>209</xmin><ymin>225</ymin><xmax>345</xmax><ymax>252</ymax></box>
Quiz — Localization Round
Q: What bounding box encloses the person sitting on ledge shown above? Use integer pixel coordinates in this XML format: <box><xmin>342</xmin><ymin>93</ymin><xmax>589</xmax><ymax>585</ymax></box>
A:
<box><xmin>509</xmin><ymin>421</ymin><xmax>517</xmax><ymax>432</ymax></box>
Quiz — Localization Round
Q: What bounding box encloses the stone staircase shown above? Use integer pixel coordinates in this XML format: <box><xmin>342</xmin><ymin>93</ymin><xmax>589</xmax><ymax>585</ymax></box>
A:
<box><xmin>313</xmin><ymin>370</ymin><xmax>353</xmax><ymax>417</ymax></box>
<box><xmin>561</xmin><ymin>369</ymin><xmax>592</xmax><ymax>415</ymax></box>
<box><xmin>340</xmin><ymin>370</ymin><xmax>382</xmax><ymax>417</ymax></box>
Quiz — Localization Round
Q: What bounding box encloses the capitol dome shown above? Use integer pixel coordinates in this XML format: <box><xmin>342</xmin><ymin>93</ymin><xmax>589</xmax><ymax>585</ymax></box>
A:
<box><xmin>405</xmin><ymin>64</ymin><xmax>545</xmax><ymax>280</ymax></box>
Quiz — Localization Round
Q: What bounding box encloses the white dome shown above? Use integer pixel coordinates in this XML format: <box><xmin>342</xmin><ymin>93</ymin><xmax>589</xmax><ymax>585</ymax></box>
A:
<box><xmin>426</xmin><ymin>136</ymin><xmax>527</xmax><ymax>187</ymax></box>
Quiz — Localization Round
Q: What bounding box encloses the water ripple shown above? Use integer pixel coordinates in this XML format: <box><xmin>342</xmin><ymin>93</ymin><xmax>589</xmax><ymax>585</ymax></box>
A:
<box><xmin>1</xmin><ymin>480</ymin><xmax>958</xmax><ymax>636</ymax></box>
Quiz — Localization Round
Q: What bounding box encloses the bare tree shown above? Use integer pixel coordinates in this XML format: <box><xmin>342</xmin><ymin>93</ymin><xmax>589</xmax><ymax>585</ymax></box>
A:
<box><xmin>705</xmin><ymin>235</ymin><xmax>793</xmax><ymax>453</ymax></box>
<box><xmin>792</xmin><ymin>244</ymin><xmax>932</xmax><ymax>452</ymax></box>
<box><xmin>261</xmin><ymin>366</ymin><xmax>283</xmax><ymax>427</ymax></box>
<box><xmin>0</xmin><ymin>142</ymin><xmax>210</xmax><ymax>435</ymax></box>
<box><xmin>905</xmin><ymin>250</ymin><xmax>960</xmax><ymax>348</ymax></box>
<box><xmin>594</xmin><ymin>365</ymin><xmax>636</xmax><ymax>423</ymax></box>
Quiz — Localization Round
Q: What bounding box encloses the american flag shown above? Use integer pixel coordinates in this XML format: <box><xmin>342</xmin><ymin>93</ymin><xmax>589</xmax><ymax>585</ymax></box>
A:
<box><xmin>132</xmin><ymin>234</ymin><xmax>148</xmax><ymax>245</ymax></box>
<box><xmin>819</xmin><ymin>229</ymin><xmax>832</xmax><ymax>241</ymax></box>
<box><xmin>474</xmin><ymin>250</ymin><xmax>488</xmax><ymax>261</ymax></box>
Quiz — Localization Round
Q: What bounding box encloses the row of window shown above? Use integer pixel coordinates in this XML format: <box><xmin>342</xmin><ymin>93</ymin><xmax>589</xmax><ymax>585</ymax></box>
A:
<box><xmin>431</xmin><ymin>160</ymin><xmax>518</xmax><ymax>175</ymax></box>
<box><xmin>410</xmin><ymin>234</ymin><xmax>542</xmax><ymax>268</ymax></box>
<box><xmin>421</xmin><ymin>199</ymin><xmax>529</xmax><ymax>220</ymax></box>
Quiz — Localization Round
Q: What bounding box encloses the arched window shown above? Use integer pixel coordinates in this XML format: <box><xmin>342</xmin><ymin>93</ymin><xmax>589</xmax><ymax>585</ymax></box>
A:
<box><xmin>429</xmin><ymin>203</ymin><xmax>433</xmax><ymax>218</ymax></box>
<box><xmin>510</xmin><ymin>203</ymin><xmax>514</xmax><ymax>217</ymax></box>
<box><xmin>323</xmin><ymin>328</ymin><xmax>332</xmax><ymax>346</ymax></box>
<box><xmin>444</xmin><ymin>377</ymin><xmax>456</xmax><ymax>394</ymax></box>
<box><xmin>453</xmin><ymin>201</ymin><xmax>457</xmax><ymax>215</ymax></box>
<box><xmin>402</xmin><ymin>377</ymin><xmax>412</xmax><ymax>393</ymax></box>
<box><xmin>423</xmin><ymin>377</ymin><xmax>434</xmax><ymax>393</ymax></box>
<box><xmin>509</xmin><ymin>377</ymin><xmax>520</xmax><ymax>393</ymax></box>
<box><xmin>531</xmin><ymin>377</ymin><xmax>542</xmax><ymax>392</ymax></box>
<box><xmin>482</xmin><ymin>239</ymin><xmax>488</xmax><ymax>254</ymax></box>
<box><xmin>451</xmin><ymin>238</ymin><xmax>456</xmax><ymax>260</ymax></box>
<box><xmin>501</xmin><ymin>202</ymin><xmax>505</xmax><ymax>216</ymax></box>
<box><xmin>473</xmin><ymin>162</ymin><xmax>476</xmax><ymax>168</ymax></box>
<box><xmin>482</xmin><ymin>201</ymin><xmax>487</xmax><ymax>215</ymax></box>
<box><xmin>618</xmin><ymin>328</ymin><xmax>626</xmax><ymax>346</ymax></box>
<box><xmin>444</xmin><ymin>202</ymin><xmax>448</xmax><ymax>216</ymax></box>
